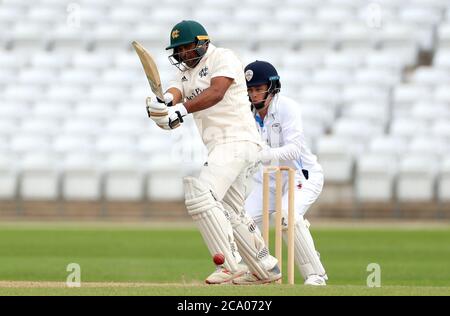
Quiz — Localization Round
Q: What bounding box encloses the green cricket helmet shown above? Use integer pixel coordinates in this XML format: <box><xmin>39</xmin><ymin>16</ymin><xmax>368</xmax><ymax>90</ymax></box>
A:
<box><xmin>166</xmin><ymin>20</ymin><xmax>210</xmax><ymax>71</ymax></box>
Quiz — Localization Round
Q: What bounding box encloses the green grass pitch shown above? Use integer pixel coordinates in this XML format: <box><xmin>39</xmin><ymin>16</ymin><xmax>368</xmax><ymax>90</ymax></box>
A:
<box><xmin>0</xmin><ymin>222</ymin><xmax>449</xmax><ymax>296</ymax></box>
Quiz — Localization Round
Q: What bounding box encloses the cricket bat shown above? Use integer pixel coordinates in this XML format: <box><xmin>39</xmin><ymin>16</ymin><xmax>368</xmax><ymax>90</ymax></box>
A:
<box><xmin>132</xmin><ymin>41</ymin><xmax>165</xmax><ymax>101</ymax></box>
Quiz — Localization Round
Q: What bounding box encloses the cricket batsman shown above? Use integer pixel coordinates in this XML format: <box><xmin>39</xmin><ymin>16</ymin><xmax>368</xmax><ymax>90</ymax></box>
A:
<box><xmin>145</xmin><ymin>20</ymin><xmax>280</xmax><ymax>284</ymax></box>
<box><xmin>243</xmin><ymin>61</ymin><xmax>328</xmax><ymax>286</ymax></box>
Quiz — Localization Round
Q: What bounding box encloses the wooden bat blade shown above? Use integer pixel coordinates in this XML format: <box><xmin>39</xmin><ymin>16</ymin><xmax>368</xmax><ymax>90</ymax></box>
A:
<box><xmin>132</xmin><ymin>41</ymin><xmax>164</xmax><ymax>100</ymax></box>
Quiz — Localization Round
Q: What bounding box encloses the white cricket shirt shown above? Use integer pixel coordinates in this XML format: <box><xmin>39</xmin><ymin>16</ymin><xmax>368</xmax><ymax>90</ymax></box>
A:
<box><xmin>168</xmin><ymin>44</ymin><xmax>261</xmax><ymax>152</ymax></box>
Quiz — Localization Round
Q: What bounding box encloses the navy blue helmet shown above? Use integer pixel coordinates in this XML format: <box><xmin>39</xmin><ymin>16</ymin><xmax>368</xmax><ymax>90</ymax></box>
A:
<box><xmin>244</xmin><ymin>60</ymin><xmax>281</xmax><ymax>94</ymax></box>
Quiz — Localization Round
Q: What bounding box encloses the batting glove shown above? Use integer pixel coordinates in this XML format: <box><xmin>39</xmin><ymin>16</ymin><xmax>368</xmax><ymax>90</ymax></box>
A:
<box><xmin>166</xmin><ymin>103</ymin><xmax>188</xmax><ymax>129</ymax></box>
<box><xmin>146</xmin><ymin>92</ymin><xmax>173</xmax><ymax>119</ymax></box>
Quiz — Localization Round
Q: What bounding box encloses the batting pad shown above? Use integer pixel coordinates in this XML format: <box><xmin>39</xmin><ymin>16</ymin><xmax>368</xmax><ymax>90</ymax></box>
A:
<box><xmin>184</xmin><ymin>177</ymin><xmax>241</xmax><ymax>272</ymax></box>
<box><xmin>229</xmin><ymin>212</ymin><xmax>278</xmax><ymax>280</ymax></box>
<box><xmin>289</xmin><ymin>217</ymin><xmax>326</xmax><ymax>279</ymax></box>
<box><xmin>221</xmin><ymin>188</ymin><xmax>278</xmax><ymax>280</ymax></box>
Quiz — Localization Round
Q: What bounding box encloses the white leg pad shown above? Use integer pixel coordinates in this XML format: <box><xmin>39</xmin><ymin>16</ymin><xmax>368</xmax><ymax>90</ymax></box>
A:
<box><xmin>291</xmin><ymin>217</ymin><xmax>326</xmax><ymax>279</ymax></box>
<box><xmin>231</xmin><ymin>212</ymin><xmax>278</xmax><ymax>279</ymax></box>
<box><xmin>184</xmin><ymin>177</ymin><xmax>241</xmax><ymax>272</ymax></box>
<box><xmin>222</xmin><ymin>191</ymin><xmax>278</xmax><ymax>280</ymax></box>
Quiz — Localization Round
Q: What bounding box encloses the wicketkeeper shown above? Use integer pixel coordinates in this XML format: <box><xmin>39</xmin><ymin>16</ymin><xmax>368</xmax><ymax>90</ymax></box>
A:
<box><xmin>146</xmin><ymin>20</ymin><xmax>280</xmax><ymax>284</ymax></box>
<box><xmin>244</xmin><ymin>61</ymin><xmax>328</xmax><ymax>286</ymax></box>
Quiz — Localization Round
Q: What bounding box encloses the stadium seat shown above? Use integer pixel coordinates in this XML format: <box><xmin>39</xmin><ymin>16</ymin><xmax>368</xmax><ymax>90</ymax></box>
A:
<box><xmin>298</xmin><ymin>85</ymin><xmax>341</xmax><ymax>108</ymax></box>
<box><xmin>433</xmin><ymin>85</ymin><xmax>450</xmax><ymax>103</ymax></box>
<box><xmin>299</xmin><ymin>102</ymin><xmax>336</xmax><ymax>128</ymax></box>
<box><xmin>104</xmin><ymin>119</ymin><xmax>145</xmax><ymax>137</ymax></box>
<box><xmin>0</xmin><ymin>156</ymin><xmax>17</xmax><ymax>200</ymax></box>
<box><xmin>332</xmin><ymin>118</ymin><xmax>384</xmax><ymax>154</ymax></box>
<box><xmin>255</xmin><ymin>24</ymin><xmax>296</xmax><ymax>50</ymax></box>
<box><xmin>365</xmin><ymin>50</ymin><xmax>411</xmax><ymax>71</ymax></box>
<box><xmin>273</xmin><ymin>7</ymin><xmax>314</xmax><ymax>25</ymax></box>
<box><xmin>431</xmin><ymin>119</ymin><xmax>450</xmax><ymax>141</ymax></box>
<box><xmin>87</xmin><ymin>85</ymin><xmax>128</xmax><ymax>103</ymax></box>
<box><xmin>409</xmin><ymin>0</ymin><xmax>449</xmax><ymax>10</ymax></box>
<box><xmin>281</xmin><ymin>52</ymin><xmax>324</xmax><ymax>71</ymax></box>
<box><xmin>10</xmin><ymin>135</ymin><xmax>51</xmax><ymax>157</ymax></box>
<box><xmin>354</xmin><ymin>68</ymin><xmax>401</xmax><ymax>87</ymax></box>
<box><xmin>73</xmin><ymin>102</ymin><xmax>111</xmax><ymax>121</ymax></box>
<box><xmin>438</xmin><ymin>158</ymin><xmax>450</xmax><ymax>202</ymax></box>
<box><xmin>10</xmin><ymin>23</ymin><xmax>48</xmax><ymax>51</ymax></box>
<box><xmin>50</xmin><ymin>25</ymin><xmax>88</xmax><ymax>52</ymax></box>
<box><xmin>356</xmin><ymin>154</ymin><xmax>398</xmax><ymax>202</ymax></box>
<box><xmin>337</xmin><ymin>22</ymin><xmax>376</xmax><ymax>52</ymax></box>
<box><xmin>32</xmin><ymin>102</ymin><xmax>70</xmax><ymax>121</ymax></box>
<box><xmin>397</xmin><ymin>155</ymin><xmax>439</xmax><ymax>202</ymax></box>
<box><xmin>410</xmin><ymin>102</ymin><xmax>450</xmax><ymax>123</ymax></box>
<box><xmin>399</xmin><ymin>7</ymin><xmax>442</xmax><ymax>26</ymax></box>
<box><xmin>297</xmin><ymin>25</ymin><xmax>336</xmax><ymax>51</ymax></box>
<box><xmin>378</xmin><ymin>23</ymin><xmax>418</xmax><ymax>51</ymax></box>
<box><xmin>313</xmin><ymin>68</ymin><xmax>354</xmax><ymax>86</ymax></box>
<box><xmin>63</xmin><ymin>119</ymin><xmax>103</xmax><ymax>137</ymax></box>
<box><xmin>233</xmin><ymin>8</ymin><xmax>270</xmax><ymax>25</ymax></box>
<box><xmin>192</xmin><ymin>9</ymin><xmax>231</xmax><ymax>26</ymax></box>
<box><xmin>284</xmin><ymin>0</ymin><xmax>318</xmax><ymax>10</ymax></box>
<box><xmin>407</xmin><ymin>136</ymin><xmax>447</xmax><ymax>160</ymax></box>
<box><xmin>72</xmin><ymin>52</ymin><xmax>112</xmax><ymax>71</ymax></box>
<box><xmin>437</xmin><ymin>23</ymin><xmax>450</xmax><ymax>49</ymax></box>
<box><xmin>433</xmin><ymin>49</ymin><xmax>450</xmax><ymax>69</ymax></box>
<box><xmin>3</xmin><ymin>85</ymin><xmax>43</xmax><ymax>103</ymax></box>
<box><xmin>341</xmin><ymin>102</ymin><xmax>389</xmax><ymax>127</ymax></box>
<box><xmin>130</xmin><ymin>24</ymin><xmax>170</xmax><ymax>52</ymax></box>
<box><xmin>393</xmin><ymin>84</ymin><xmax>433</xmax><ymax>109</ymax></box>
<box><xmin>62</xmin><ymin>154</ymin><xmax>102</xmax><ymax>201</ymax></box>
<box><xmin>108</xmin><ymin>7</ymin><xmax>146</xmax><ymax>26</ymax></box>
<box><xmin>368</xmin><ymin>136</ymin><xmax>409</xmax><ymax>160</ymax></box>
<box><xmin>0</xmin><ymin>119</ymin><xmax>18</xmax><ymax>139</ymax></box>
<box><xmin>53</xmin><ymin>135</ymin><xmax>94</xmax><ymax>157</ymax></box>
<box><xmin>390</xmin><ymin>118</ymin><xmax>429</xmax><ymax>141</ymax></box>
<box><xmin>17</xmin><ymin>68</ymin><xmax>58</xmax><ymax>87</ymax></box>
<box><xmin>0</xmin><ymin>69</ymin><xmax>15</xmax><ymax>87</ymax></box>
<box><xmin>59</xmin><ymin>69</ymin><xmax>98</xmax><ymax>86</ymax></box>
<box><xmin>102</xmin><ymin>69</ymin><xmax>140</xmax><ymax>86</ymax></box>
<box><xmin>89</xmin><ymin>24</ymin><xmax>128</xmax><ymax>52</ymax></box>
<box><xmin>145</xmin><ymin>155</ymin><xmax>185</xmax><ymax>201</ymax></box>
<box><xmin>316</xmin><ymin>135</ymin><xmax>355</xmax><ymax>183</ymax></box>
<box><xmin>0</xmin><ymin>102</ymin><xmax>28</xmax><ymax>122</ymax></box>
<box><xmin>45</xmin><ymin>85</ymin><xmax>86</xmax><ymax>103</ymax></box>
<box><xmin>411</xmin><ymin>67</ymin><xmax>450</xmax><ymax>85</ymax></box>
<box><xmin>19</xmin><ymin>153</ymin><xmax>59</xmax><ymax>200</ymax></box>
<box><xmin>96</xmin><ymin>135</ymin><xmax>137</xmax><ymax>156</ymax></box>
<box><xmin>323</xmin><ymin>51</ymin><xmax>365</xmax><ymax>70</ymax></box>
<box><xmin>104</xmin><ymin>154</ymin><xmax>144</xmax><ymax>201</ymax></box>
<box><xmin>115</xmin><ymin>103</ymin><xmax>148</xmax><ymax>120</ymax></box>
<box><xmin>0</xmin><ymin>6</ymin><xmax>23</xmax><ymax>27</ymax></box>
<box><xmin>316</xmin><ymin>7</ymin><xmax>354</xmax><ymax>24</ymax></box>
<box><xmin>342</xmin><ymin>84</ymin><xmax>390</xmax><ymax>104</ymax></box>
<box><xmin>20</xmin><ymin>119</ymin><xmax>60</xmax><ymax>138</ymax></box>
<box><xmin>214</xmin><ymin>24</ymin><xmax>254</xmax><ymax>52</ymax></box>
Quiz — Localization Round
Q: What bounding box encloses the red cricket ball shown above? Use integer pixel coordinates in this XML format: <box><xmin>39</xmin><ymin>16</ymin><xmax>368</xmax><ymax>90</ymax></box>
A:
<box><xmin>213</xmin><ymin>253</ymin><xmax>225</xmax><ymax>265</ymax></box>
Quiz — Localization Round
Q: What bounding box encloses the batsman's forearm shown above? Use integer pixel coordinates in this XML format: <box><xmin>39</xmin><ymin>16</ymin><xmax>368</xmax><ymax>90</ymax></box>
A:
<box><xmin>167</xmin><ymin>88</ymin><xmax>183</xmax><ymax>104</ymax></box>
<box><xmin>183</xmin><ymin>87</ymin><xmax>224</xmax><ymax>114</ymax></box>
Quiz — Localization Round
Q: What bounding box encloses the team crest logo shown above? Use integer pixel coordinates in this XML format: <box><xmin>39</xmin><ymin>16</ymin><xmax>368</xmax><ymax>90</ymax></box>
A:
<box><xmin>272</xmin><ymin>123</ymin><xmax>282</xmax><ymax>133</ymax></box>
<box><xmin>171</xmin><ymin>29</ymin><xmax>180</xmax><ymax>39</ymax></box>
<box><xmin>199</xmin><ymin>66</ymin><xmax>209</xmax><ymax>78</ymax></box>
<box><xmin>245</xmin><ymin>70</ymin><xmax>253</xmax><ymax>82</ymax></box>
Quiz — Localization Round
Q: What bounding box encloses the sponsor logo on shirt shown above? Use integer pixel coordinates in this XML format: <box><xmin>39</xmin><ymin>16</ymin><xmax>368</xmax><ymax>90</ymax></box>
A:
<box><xmin>181</xmin><ymin>76</ymin><xmax>188</xmax><ymax>82</ymax></box>
<box><xmin>186</xmin><ymin>88</ymin><xmax>205</xmax><ymax>100</ymax></box>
